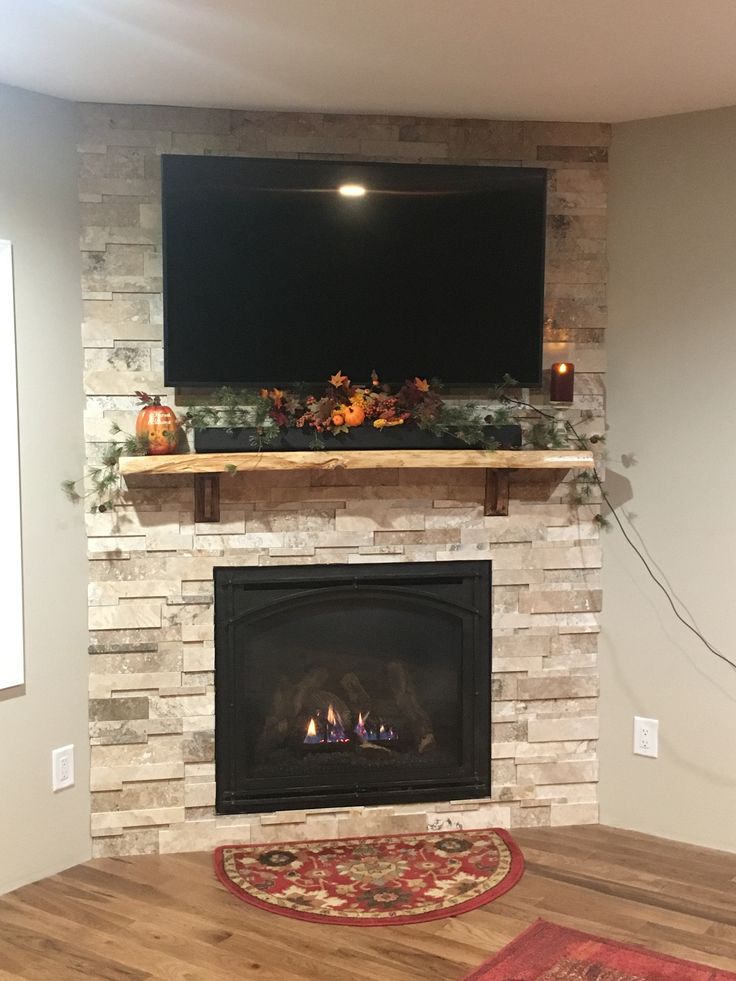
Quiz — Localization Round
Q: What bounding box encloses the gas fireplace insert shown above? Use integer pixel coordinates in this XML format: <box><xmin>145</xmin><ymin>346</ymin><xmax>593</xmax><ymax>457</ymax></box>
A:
<box><xmin>215</xmin><ymin>561</ymin><xmax>491</xmax><ymax>813</ymax></box>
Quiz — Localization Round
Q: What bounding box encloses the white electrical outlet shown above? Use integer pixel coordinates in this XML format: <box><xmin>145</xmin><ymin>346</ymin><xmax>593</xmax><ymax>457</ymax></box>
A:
<box><xmin>52</xmin><ymin>745</ymin><xmax>75</xmax><ymax>791</ymax></box>
<box><xmin>633</xmin><ymin>717</ymin><xmax>659</xmax><ymax>758</ymax></box>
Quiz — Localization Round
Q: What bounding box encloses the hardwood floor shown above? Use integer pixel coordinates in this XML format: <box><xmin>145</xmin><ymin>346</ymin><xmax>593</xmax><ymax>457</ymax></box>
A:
<box><xmin>1</xmin><ymin>825</ymin><xmax>736</xmax><ymax>980</ymax></box>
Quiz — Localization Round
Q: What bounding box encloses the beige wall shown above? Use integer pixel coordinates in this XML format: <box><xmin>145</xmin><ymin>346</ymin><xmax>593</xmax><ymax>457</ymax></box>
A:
<box><xmin>603</xmin><ymin>107</ymin><xmax>736</xmax><ymax>851</ymax></box>
<box><xmin>0</xmin><ymin>84</ymin><xmax>90</xmax><ymax>892</ymax></box>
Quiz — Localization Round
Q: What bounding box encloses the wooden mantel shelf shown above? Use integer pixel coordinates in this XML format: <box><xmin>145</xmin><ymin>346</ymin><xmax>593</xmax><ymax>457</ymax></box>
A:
<box><xmin>119</xmin><ymin>448</ymin><xmax>593</xmax><ymax>476</ymax></box>
<box><xmin>119</xmin><ymin>449</ymin><xmax>594</xmax><ymax>522</ymax></box>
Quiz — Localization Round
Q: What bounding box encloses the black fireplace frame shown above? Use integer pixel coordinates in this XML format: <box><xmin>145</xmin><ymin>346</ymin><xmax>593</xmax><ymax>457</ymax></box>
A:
<box><xmin>215</xmin><ymin>560</ymin><xmax>491</xmax><ymax>814</ymax></box>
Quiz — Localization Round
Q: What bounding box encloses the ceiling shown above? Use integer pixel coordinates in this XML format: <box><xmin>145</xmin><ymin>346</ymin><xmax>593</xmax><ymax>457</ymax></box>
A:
<box><xmin>2</xmin><ymin>0</ymin><xmax>736</xmax><ymax>123</ymax></box>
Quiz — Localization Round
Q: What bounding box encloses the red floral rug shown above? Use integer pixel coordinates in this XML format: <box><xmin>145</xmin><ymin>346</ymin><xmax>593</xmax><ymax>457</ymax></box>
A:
<box><xmin>463</xmin><ymin>919</ymin><xmax>736</xmax><ymax>980</ymax></box>
<box><xmin>213</xmin><ymin>828</ymin><xmax>523</xmax><ymax>925</ymax></box>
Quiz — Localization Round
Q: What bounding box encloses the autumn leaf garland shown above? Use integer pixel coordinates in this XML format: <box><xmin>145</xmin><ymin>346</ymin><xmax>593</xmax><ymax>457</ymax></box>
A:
<box><xmin>257</xmin><ymin>372</ymin><xmax>448</xmax><ymax>436</ymax></box>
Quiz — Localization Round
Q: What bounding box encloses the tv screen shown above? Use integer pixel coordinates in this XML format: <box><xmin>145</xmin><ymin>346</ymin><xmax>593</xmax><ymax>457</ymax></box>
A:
<box><xmin>162</xmin><ymin>155</ymin><xmax>546</xmax><ymax>387</ymax></box>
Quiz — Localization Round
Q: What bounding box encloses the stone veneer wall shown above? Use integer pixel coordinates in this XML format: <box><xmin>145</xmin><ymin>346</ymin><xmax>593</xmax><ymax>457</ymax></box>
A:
<box><xmin>79</xmin><ymin>104</ymin><xmax>607</xmax><ymax>856</ymax></box>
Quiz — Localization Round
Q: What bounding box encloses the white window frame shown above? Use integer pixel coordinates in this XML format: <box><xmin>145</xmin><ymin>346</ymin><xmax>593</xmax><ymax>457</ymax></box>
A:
<box><xmin>0</xmin><ymin>240</ymin><xmax>25</xmax><ymax>690</ymax></box>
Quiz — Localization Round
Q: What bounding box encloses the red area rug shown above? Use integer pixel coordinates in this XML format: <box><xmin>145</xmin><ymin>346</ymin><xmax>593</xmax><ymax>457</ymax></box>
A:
<box><xmin>463</xmin><ymin>919</ymin><xmax>736</xmax><ymax>980</ymax></box>
<box><xmin>214</xmin><ymin>828</ymin><xmax>523</xmax><ymax>925</ymax></box>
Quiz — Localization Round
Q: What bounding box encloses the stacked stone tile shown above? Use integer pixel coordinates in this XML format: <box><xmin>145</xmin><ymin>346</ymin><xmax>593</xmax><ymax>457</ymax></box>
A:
<box><xmin>78</xmin><ymin>105</ymin><xmax>607</xmax><ymax>855</ymax></box>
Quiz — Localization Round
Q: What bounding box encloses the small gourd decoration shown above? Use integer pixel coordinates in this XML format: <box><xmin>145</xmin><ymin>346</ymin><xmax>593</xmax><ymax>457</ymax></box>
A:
<box><xmin>135</xmin><ymin>391</ymin><xmax>179</xmax><ymax>455</ymax></box>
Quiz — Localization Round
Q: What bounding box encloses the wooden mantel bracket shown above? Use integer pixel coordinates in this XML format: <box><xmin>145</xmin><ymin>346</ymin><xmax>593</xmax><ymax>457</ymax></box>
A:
<box><xmin>484</xmin><ymin>469</ymin><xmax>512</xmax><ymax>517</ymax></box>
<box><xmin>194</xmin><ymin>473</ymin><xmax>220</xmax><ymax>523</ymax></box>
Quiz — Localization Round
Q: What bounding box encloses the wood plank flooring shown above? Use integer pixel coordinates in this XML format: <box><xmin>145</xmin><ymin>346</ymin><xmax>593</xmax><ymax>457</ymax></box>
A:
<box><xmin>1</xmin><ymin>824</ymin><xmax>736</xmax><ymax>979</ymax></box>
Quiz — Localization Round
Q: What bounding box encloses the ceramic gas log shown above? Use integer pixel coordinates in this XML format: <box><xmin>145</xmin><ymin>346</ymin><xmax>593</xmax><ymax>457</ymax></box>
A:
<box><xmin>258</xmin><ymin>661</ymin><xmax>435</xmax><ymax>757</ymax></box>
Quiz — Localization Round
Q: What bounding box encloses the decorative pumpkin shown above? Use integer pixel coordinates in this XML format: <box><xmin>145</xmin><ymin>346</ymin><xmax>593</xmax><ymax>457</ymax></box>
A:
<box><xmin>331</xmin><ymin>412</ymin><xmax>345</xmax><ymax>426</ymax></box>
<box><xmin>135</xmin><ymin>393</ymin><xmax>179</xmax><ymax>455</ymax></box>
<box><xmin>342</xmin><ymin>403</ymin><xmax>365</xmax><ymax>427</ymax></box>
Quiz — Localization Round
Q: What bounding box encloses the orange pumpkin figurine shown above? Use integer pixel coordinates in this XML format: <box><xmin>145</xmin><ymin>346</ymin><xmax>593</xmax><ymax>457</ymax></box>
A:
<box><xmin>342</xmin><ymin>403</ymin><xmax>365</xmax><ymax>427</ymax></box>
<box><xmin>135</xmin><ymin>392</ymin><xmax>179</xmax><ymax>455</ymax></box>
<box><xmin>331</xmin><ymin>411</ymin><xmax>345</xmax><ymax>426</ymax></box>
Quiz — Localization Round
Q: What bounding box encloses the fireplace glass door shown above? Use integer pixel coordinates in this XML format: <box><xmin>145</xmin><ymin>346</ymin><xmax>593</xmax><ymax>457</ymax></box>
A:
<box><xmin>215</xmin><ymin>561</ymin><xmax>490</xmax><ymax>813</ymax></box>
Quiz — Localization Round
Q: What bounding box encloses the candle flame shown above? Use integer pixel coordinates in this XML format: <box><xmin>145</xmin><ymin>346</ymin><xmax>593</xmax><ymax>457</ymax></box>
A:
<box><xmin>557</xmin><ymin>363</ymin><xmax>568</xmax><ymax>374</ymax></box>
<box><xmin>306</xmin><ymin>717</ymin><xmax>317</xmax><ymax>737</ymax></box>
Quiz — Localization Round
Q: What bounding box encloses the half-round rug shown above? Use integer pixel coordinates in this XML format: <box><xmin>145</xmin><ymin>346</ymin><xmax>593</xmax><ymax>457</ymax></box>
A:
<box><xmin>214</xmin><ymin>828</ymin><xmax>524</xmax><ymax>925</ymax></box>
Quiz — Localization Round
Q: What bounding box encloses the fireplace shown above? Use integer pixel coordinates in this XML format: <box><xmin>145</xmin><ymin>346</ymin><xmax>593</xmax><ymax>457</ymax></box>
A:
<box><xmin>215</xmin><ymin>560</ymin><xmax>491</xmax><ymax>814</ymax></box>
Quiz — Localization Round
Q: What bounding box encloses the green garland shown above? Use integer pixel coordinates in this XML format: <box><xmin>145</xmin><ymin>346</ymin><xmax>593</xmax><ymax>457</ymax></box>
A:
<box><xmin>62</xmin><ymin>373</ymin><xmax>606</xmax><ymax>514</ymax></box>
<box><xmin>62</xmin><ymin>425</ymin><xmax>149</xmax><ymax>513</ymax></box>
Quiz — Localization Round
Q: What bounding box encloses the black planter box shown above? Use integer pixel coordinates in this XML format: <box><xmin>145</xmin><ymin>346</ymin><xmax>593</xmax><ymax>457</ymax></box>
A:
<box><xmin>194</xmin><ymin>423</ymin><xmax>522</xmax><ymax>453</ymax></box>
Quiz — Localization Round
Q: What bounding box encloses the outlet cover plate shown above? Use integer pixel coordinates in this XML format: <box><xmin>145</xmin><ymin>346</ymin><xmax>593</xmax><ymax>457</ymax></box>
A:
<box><xmin>633</xmin><ymin>716</ymin><xmax>659</xmax><ymax>758</ymax></box>
<box><xmin>52</xmin><ymin>744</ymin><xmax>75</xmax><ymax>791</ymax></box>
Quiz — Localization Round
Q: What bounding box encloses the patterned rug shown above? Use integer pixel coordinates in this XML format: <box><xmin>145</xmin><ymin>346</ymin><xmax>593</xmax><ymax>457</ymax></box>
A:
<box><xmin>214</xmin><ymin>828</ymin><xmax>523</xmax><ymax>925</ymax></box>
<box><xmin>463</xmin><ymin>919</ymin><xmax>736</xmax><ymax>980</ymax></box>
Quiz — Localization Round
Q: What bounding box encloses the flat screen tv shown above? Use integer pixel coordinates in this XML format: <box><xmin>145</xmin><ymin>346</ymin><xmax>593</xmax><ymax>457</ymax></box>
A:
<box><xmin>162</xmin><ymin>155</ymin><xmax>546</xmax><ymax>387</ymax></box>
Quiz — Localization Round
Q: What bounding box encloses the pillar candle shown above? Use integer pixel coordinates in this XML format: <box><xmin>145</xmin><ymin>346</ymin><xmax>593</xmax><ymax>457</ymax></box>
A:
<box><xmin>550</xmin><ymin>362</ymin><xmax>574</xmax><ymax>402</ymax></box>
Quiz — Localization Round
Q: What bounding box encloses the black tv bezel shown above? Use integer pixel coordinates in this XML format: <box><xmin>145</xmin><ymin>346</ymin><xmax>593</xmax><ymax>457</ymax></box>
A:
<box><xmin>161</xmin><ymin>154</ymin><xmax>547</xmax><ymax>390</ymax></box>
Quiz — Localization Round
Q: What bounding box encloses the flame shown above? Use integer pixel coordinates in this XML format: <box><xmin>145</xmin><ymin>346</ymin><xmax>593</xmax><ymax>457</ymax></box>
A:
<box><xmin>306</xmin><ymin>718</ymin><xmax>317</xmax><ymax>737</ymax></box>
<box><xmin>557</xmin><ymin>363</ymin><xmax>568</xmax><ymax>374</ymax></box>
<box><xmin>327</xmin><ymin>703</ymin><xmax>342</xmax><ymax>726</ymax></box>
<box><xmin>355</xmin><ymin>710</ymin><xmax>370</xmax><ymax>741</ymax></box>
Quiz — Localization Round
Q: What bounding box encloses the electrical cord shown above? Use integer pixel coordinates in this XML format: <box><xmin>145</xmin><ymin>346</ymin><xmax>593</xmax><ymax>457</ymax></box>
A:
<box><xmin>499</xmin><ymin>394</ymin><xmax>736</xmax><ymax>674</ymax></box>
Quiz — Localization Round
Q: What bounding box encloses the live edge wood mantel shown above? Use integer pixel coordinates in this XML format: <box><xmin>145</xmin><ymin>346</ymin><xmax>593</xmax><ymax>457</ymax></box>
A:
<box><xmin>119</xmin><ymin>449</ymin><xmax>595</xmax><ymax>523</ymax></box>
